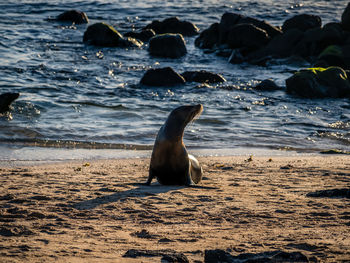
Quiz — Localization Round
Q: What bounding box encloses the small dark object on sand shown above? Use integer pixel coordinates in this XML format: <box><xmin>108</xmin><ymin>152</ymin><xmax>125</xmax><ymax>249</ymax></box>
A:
<box><xmin>123</xmin><ymin>249</ymin><xmax>189</xmax><ymax>262</ymax></box>
<box><xmin>307</xmin><ymin>188</ymin><xmax>350</xmax><ymax>199</ymax></box>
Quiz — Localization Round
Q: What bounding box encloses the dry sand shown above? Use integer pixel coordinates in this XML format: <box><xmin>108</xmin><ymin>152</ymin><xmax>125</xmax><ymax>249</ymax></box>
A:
<box><xmin>0</xmin><ymin>155</ymin><xmax>349</xmax><ymax>262</ymax></box>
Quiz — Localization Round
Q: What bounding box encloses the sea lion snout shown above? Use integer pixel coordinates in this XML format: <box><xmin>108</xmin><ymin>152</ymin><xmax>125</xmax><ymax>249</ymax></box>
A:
<box><xmin>194</xmin><ymin>103</ymin><xmax>203</xmax><ymax>116</ymax></box>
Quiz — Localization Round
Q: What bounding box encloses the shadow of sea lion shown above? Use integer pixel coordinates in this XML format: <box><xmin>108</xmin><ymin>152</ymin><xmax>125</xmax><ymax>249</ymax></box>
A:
<box><xmin>73</xmin><ymin>184</ymin><xmax>184</xmax><ymax>210</ymax></box>
<box><xmin>73</xmin><ymin>183</ymin><xmax>218</xmax><ymax>210</ymax></box>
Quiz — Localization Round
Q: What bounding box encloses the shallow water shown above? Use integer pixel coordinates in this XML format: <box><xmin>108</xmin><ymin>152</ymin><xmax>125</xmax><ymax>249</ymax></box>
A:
<box><xmin>0</xmin><ymin>0</ymin><xmax>349</xmax><ymax>160</ymax></box>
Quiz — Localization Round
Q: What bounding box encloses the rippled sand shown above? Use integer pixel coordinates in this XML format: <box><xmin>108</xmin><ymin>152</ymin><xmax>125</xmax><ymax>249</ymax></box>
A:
<box><xmin>0</xmin><ymin>155</ymin><xmax>349</xmax><ymax>262</ymax></box>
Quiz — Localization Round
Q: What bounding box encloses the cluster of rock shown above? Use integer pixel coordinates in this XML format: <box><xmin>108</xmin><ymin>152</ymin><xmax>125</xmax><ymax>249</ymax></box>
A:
<box><xmin>54</xmin><ymin>11</ymin><xmax>198</xmax><ymax>58</ymax></box>
<box><xmin>195</xmin><ymin>4</ymin><xmax>350</xmax><ymax>98</ymax></box>
<box><xmin>195</xmin><ymin>8</ymin><xmax>350</xmax><ymax>68</ymax></box>
<box><xmin>50</xmin><ymin>5</ymin><xmax>350</xmax><ymax>99</ymax></box>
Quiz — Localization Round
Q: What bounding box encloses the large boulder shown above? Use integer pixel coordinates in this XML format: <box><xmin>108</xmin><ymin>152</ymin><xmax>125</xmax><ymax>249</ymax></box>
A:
<box><xmin>195</xmin><ymin>12</ymin><xmax>281</xmax><ymax>52</ymax></box>
<box><xmin>219</xmin><ymin>12</ymin><xmax>243</xmax><ymax>44</ymax></box>
<box><xmin>238</xmin><ymin>16</ymin><xmax>282</xmax><ymax>38</ymax></box>
<box><xmin>219</xmin><ymin>12</ymin><xmax>281</xmax><ymax>44</ymax></box>
<box><xmin>292</xmin><ymin>24</ymin><xmax>345</xmax><ymax>58</ymax></box>
<box><xmin>282</xmin><ymin>14</ymin><xmax>322</xmax><ymax>32</ymax></box>
<box><xmin>315</xmin><ymin>44</ymin><xmax>350</xmax><ymax>69</ymax></box>
<box><xmin>246</xmin><ymin>28</ymin><xmax>304</xmax><ymax>61</ymax></box>
<box><xmin>124</xmin><ymin>29</ymin><xmax>155</xmax><ymax>42</ymax></box>
<box><xmin>56</xmin><ymin>10</ymin><xmax>88</xmax><ymax>24</ymax></box>
<box><xmin>149</xmin><ymin>33</ymin><xmax>187</xmax><ymax>58</ymax></box>
<box><xmin>140</xmin><ymin>67</ymin><xmax>186</xmax><ymax>86</ymax></box>
<box><xmin>285</xmin><ymin>67</ymin><xmax>350</xmax><ymax>98</ymax></box>
<box><xmin>226</xmin><ymin>23</ymin><xmax>270</xmax><ymax>50</ymax></box>
<box><xmin>254</xmin><ymin>79</ymin><xmax>281</xmax><ymax>91</ymax></box>
<box><xmin>314</xmin><ymin>45</ymin><xmax>346</xmax><ymax>68</ymax></box>
<box><xmin>194</xmin><ymin>23</ymin><xmax>220</xmax><ymax>49</ymax></box>
<box><xmin>341</xmin><ymin>3</ymin><xmax>350</xmax><ymax>31</ymax></box>
<box><xmin>0</xmin><ymin>93</ymin><xmax>20</xmax><ymax>114</ymax></box>
<box><xmin>83</xmin><ymin>23</ymin><xmax>142</xmax><ymax>47</ymax></box>
<box><xmin>181</xmin><ymin>70</ymin><xmax>226</xmax><ymax>83</ymax></box>
<box><xmin>144</xmin><ymin>17</ymin><xmax>199</xmax><ymax>36</ymax></box>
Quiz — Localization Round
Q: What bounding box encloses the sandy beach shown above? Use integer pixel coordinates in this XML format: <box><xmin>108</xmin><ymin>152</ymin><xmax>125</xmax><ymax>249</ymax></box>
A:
<box><xmin>0</xmin><ymin>155</ymin><xmax>349</xmax><ymax>262</ymax></box>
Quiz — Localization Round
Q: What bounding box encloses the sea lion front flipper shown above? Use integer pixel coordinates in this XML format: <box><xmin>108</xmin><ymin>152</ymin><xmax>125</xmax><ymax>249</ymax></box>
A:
<box><xmin>145</xmin><ymin>168</ymin><xmax>156</xmax><ymax>185</ymax></box>
<box><xmin>189</xmin><ymin>154</ymin><xmax>203</xmax><ymax>184</ymax></box>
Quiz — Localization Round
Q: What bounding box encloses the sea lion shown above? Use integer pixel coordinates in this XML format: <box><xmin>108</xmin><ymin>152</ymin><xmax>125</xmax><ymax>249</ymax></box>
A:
<box><xmin>146</xmin><ymin>104</ymin><xmax>203</xmax><ymax>186</ymax></box>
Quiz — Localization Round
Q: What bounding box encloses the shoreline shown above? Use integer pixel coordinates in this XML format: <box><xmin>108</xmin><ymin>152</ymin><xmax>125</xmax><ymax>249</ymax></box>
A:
<box><xmin>1</xmin><ymin>155</ymin><xmax>349</xmax><ymax>262</ymax></box>
<box><xmin>0</xmin><ymin>144</ymin><xmax>338</xmax><ymax>167</ymax></box>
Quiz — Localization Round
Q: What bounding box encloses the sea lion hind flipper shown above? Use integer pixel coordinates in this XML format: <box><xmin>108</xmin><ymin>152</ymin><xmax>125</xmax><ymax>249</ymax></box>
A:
<box><xmin>189</xmin><ymin>154</ymin><xmax>203</xmax><ymax>184</ymax></box>
<box><xmin>184</xmin><ymin>161</ymin><xmax>195</xmax><ymax>186</ymax></box>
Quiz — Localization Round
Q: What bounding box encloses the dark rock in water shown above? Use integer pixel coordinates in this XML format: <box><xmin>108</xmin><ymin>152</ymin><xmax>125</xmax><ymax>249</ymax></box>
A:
<box><xmin>195</xmin><ymin>12</ymin><xmax>280</xmax><ymax>52</ymax></box>
<box><xmin>181</xmin><ymin>70</ymin><xmax>226</xmax><ymax>83</ymax></box>
<box><xmin>307</xmin><ymin>188</ymin><xmax>350</xmax><ymax>198</ymax></box>
<box><xmin>83</xmin><ymin>23</ymin><xmax>142</xmax><ymax>47</ymax></box>
<box><xmin>315</xmin><ymin>45</ymin><xmax>346</xmax><ymax>68</ymax></box>
<box><xmin>195</xmin><ymin>23</ymin><xmax>220</xmax><ymax>49</ymax></box>
<box><xmin>238</xmin><ymin>16</ymin><xmax>282</xmax><ymax>39</ymax></box>
<box><xmin>315</xmin><ymin>42</ymin><xmax>350</xmax><ymax>70</ymax></box>
<box><xmin>149</xmin><ymin>33</ymin><xmax>187</xmax><ymax>58</ymax></box>
<box><xmin>247</xmin><ymin>28</ymin><xmax>304</xmax><ymax>61</ymax></box>
<box><xmin>0</xmin><ymin>92</ymin><xmax>20</xmax><ymax>114</ymax></box>
<box><xmin>234</xmin><ymin>19</ymin><xmax>345</xmax><ymax>64</ymax></box>
<box><xmin>205</xmin><ymin>249</ymin><xmax>311</xmax><ymax>263</ymax></box>
<box><xmin>285</xmin><ymin>67</ymin><xmax>350</xmax><ymax>98</ymax></box>
<box><xmin>140</xmin><ymin>67</ymin><xmax>186</xmax><ymax>86</ymax></box>
<box><xmin>123</xmin><ymin>249</ymin><xmax>189</xmax><ymax>262</ymax></box>
<box><xmin>282</xmin><ymin>14</ymin><xmax>322</xmax><ymax>33</ymax></box>
<box><xmin>124</xmin><ymin>29</ymin><xmax>155</xmax><ymax>42</ymax></box>
<box><xmin>293</xmin><ymin>24</ymin><xmax>345</xmax><ymax>58</ymax></box>
<box><xmin>219</xmin><ymin>12</ymin><xmax>243</xmax><ymax>44</ymax></box>
<box><xmin>254</xmin><ymin>79</ymin><xmax>281</xmax><ymax>91</ymax></box>
<box><xmin>341</xmin><ymin>2</ymin><xmax>350</xmax><ymax>31</ymax></box>
<box><xmin>56</xmin><ymin>10</ymin><xmax>88</xmax><ymax>24</ymax></box>
<box><xmin>226</xmin><ymin>23</ymin><xmax>270</xmax><ymax>50</ymax></box>
<box><xmin>144</xmin><ymin>16</ymin><xmax>199</xmax><ymax>36</ymax></box>
<box><xmin>219</xmin><ymin>12</ymin><xmax>281</xmax><ymax>45</ymax></box>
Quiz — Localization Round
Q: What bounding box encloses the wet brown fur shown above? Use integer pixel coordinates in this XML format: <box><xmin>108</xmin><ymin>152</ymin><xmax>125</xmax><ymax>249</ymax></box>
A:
<box><xmin>147</xmin><ymin>104</ymin><xmax>203</xmax><ymax>185</ymax></box>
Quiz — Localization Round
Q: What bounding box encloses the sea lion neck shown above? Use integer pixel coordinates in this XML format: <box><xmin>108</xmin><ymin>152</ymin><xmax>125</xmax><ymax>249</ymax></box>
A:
<box><xmin>162</xmin><ymin>119</ymin><xmax>186</xmax><ymax>142</ymax></box>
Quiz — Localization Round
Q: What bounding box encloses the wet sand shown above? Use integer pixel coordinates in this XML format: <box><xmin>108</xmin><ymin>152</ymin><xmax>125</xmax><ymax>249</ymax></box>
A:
<box><xmin>0</xmin><ymin>155</ymin><xmax>349</xmax><ymax>262</ymax></box>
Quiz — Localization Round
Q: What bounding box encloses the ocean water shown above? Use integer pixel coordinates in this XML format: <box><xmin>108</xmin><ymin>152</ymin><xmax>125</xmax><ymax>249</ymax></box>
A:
<box><xmin>0</xmin><ymin>0</ymin><xmax>349</xmax><ymax>161</ymax></box>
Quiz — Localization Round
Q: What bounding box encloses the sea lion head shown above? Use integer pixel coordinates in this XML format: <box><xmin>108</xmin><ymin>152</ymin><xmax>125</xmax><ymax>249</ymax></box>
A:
<box><xmin>163</xmin><ymin>104</ymin><xmax>203</xmax><ymax>140</ymax></box>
